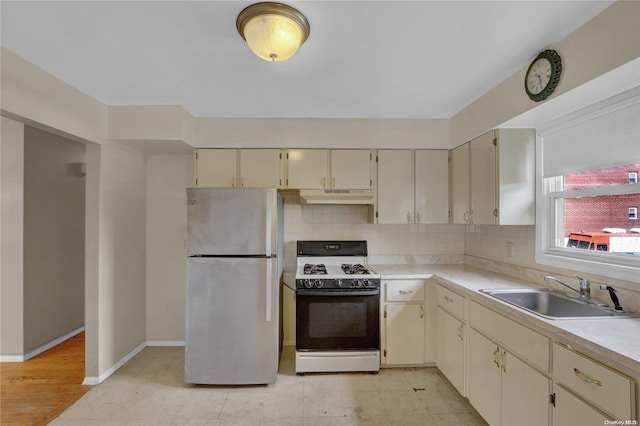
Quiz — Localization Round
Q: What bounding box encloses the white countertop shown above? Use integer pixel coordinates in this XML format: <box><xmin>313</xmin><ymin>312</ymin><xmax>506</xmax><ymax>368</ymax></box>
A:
<box><xmin>372</xmin><ymin>263</ymin><xmax>640</xmax><ymax>376</ymax></box>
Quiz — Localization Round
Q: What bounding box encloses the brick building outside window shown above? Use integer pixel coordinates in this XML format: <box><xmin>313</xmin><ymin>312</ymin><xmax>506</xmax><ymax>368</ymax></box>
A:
<box><xmin>564</xmin><ymin>164</ymin><xmax>640</xmax><ymax>235</ymax></box>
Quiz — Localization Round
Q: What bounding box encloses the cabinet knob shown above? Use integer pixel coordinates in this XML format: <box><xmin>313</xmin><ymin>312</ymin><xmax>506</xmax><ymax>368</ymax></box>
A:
<box><xmin>407</xmin><ymin>212</ymin><xmax>411</xmax><ymax>223</ymax></box>
<box><xmin>321</xmin><ymin>177</ymin><xmax>326</xmax><ymax>188</ymax></box>
<box><xmin>398</xmin><ymin>290</ymin><xmax>414</xmax><ymax>295</ymax></box>
<box><xmin>420</xmin><ymin>305</ymin><xmax>424</xmax><ymax>319</ymax></box>
<box><xmin>416</xmin><ymin>211</ymin><xmax>421</xmax><ymax>223</ymax></box>
<box><xmin>332</xmin><ymin>177</ymin><xmax>336</xmax><ymax>188</ymax></box>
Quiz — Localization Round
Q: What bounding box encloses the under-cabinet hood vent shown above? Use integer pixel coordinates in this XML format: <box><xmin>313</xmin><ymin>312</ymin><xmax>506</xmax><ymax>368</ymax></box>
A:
<box><xmin>299</xmin><ymin>189</ymin><xmax>374</xmax><ymax>205</ymax></box>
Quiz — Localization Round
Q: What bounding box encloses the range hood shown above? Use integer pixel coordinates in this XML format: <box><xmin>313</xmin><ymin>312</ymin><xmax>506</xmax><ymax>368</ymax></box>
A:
<box><xmin>299</xmin><ymin>189</ymin><xmax>374</xmax><ymax>205</ymax></box>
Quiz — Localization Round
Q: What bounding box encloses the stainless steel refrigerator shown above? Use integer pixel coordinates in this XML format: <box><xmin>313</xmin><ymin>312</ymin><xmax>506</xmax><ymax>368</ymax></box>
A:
<box><xmin>185</xmin><ymin>188</ymin><xmax>283</xmax><ymax>385</ymax></box>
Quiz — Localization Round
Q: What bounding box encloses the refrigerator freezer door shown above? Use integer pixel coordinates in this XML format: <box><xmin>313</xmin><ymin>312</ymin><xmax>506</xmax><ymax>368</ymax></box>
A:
<box><xmin>187</xmin><ymin>188</ymin><xmax>280</xmax><ymax>256</ymax></box>
<box><xmin>185</xmin><ymin>257</ymin><xmax>279</xmax><ymax>385</ymax></box>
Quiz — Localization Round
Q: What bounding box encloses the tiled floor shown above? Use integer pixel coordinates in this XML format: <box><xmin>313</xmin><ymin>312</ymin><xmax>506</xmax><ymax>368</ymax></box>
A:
<box><xmin>51</xmin><ymin>346</ymin><xmax>488</xmax><ymax>425</ymax></box>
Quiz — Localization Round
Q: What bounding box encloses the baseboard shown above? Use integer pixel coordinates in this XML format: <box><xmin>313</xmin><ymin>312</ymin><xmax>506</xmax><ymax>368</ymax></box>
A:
<box><xmin>82</xmin><ymin>341</ymin><xmax>146</xmax><ymax>385</ymax></box>
<box><xmin>146</xmin><ymin>340</ymin><xmax>185</xmax><ymax>346</ymax></box>
<box><xmin>0</xmin><ymin>326</ymin><xmax>85</xmax><ymax>362</ymax></box>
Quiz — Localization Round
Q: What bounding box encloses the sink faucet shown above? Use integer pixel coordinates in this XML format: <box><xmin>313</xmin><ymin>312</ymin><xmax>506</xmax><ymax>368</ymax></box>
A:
<box><xmin>544</xmin><ymin>275</ymin><xmax>591</xmax><ymax>299</ymax></box>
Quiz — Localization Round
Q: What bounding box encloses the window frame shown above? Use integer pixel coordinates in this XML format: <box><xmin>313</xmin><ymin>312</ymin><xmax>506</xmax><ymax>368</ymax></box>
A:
<box><xmin>630</xmin><ymin>172</ymin><xmax>638</xmax><ymax>184</ymax></box>
<box><xmin>535</xmin><ymin>91</ymin><xmax>640</xmax><ymax>284</ymax></box>
<box><xmin>631</xmin><ymin>207</ymin><xmax>639</xmax><ymax>220</ymax></box>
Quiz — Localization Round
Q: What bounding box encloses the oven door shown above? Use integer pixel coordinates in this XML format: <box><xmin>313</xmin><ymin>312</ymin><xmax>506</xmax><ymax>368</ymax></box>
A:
<box><xmin>295</xmin><ymin>288</ymin><xmax>380</xmax><ymax>351</ymax></box>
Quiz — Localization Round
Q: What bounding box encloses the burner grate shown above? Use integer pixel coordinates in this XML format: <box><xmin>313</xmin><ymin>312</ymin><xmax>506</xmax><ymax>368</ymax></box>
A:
<box><xmin>341</xmin><ymin>264</ymin><xmax>370</xmax><ymax>275</ymax></box>
<box><xmin>303</xmin><ymin>263</ymin><xmax>327</xmax><ymax>275</ymax></box>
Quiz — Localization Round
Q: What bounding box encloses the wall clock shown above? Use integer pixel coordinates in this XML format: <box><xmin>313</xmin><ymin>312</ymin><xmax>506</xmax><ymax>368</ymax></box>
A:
<box><xmin>524</xmin><ymin>49</ymin><xmax>562</xmax><ymax>102</ymax></box>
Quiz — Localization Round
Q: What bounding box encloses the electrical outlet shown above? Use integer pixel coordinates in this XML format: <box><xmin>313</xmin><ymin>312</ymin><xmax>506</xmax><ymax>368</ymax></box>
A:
<box><xmin>506</xmin><ymin>242</ymin><xmax>514</xmax><ymax>258</ymax></box>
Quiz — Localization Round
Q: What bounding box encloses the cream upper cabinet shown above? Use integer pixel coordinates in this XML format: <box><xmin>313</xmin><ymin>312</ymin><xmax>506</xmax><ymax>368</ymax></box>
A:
<box><xmin>194</xmin><ymin>149</ymin><xmax>238</xmax><ymax>187</ymax></box>
<box><xmin>286</xmin><ymin>149</ymin><xmax>372</xmax><ymax>190</ymax></box>
<box><xmin>415</xmin><ymin>150</ymin><xmax>449</xmax><ymax>223</ymax></box>
<box><xmin>286</xmin><ymin>149</ymin><xmax>329</xmax><ymax>189</ymax></box>
<box><xmin>451</xmin><ymin>129</ymin><xmax>535</xmax><ymax>225</ymax></box>
<box><xmin>470</xmin><ymin>131</ymin><xmax>496</xmax><ymax>225</ymax></box>
<box><xmin>239</xmin><ymin>149</ymin><xmax>284</xmax><ymax>188</ymax></box>
<box><xmin>450</xmin><ymin>143</ymin><xmax>470</xmax><ymax>224</ymax></box>
<box><xmin>377</xmin><ymin>150</ymin><xmax>414</xmax><ymax>224</ymax></box>
<box><xmin>330</xmin><ymin>149</ymin><xmax>372</xmax><ymax>190</ymax></box>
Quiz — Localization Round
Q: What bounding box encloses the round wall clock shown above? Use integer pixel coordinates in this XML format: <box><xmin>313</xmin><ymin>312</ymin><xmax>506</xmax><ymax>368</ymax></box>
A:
<box><xmin>524</xmin><ymin>49</ymin><xmax>562</xmax><ymax>102</ymax></box>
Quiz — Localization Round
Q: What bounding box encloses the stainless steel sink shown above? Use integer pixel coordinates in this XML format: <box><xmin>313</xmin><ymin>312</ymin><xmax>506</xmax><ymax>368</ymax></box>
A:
<box><xmin>480</xmin><ymin>289</ymin><xmax>640</xmax><ymax>320</ymax></box>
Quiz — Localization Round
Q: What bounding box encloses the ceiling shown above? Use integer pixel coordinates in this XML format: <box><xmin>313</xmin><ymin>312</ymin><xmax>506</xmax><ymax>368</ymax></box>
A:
<box><xmin>1</xmin><ymin>1</ymin><xmax>615</xmax><ymax>119</ymax></box>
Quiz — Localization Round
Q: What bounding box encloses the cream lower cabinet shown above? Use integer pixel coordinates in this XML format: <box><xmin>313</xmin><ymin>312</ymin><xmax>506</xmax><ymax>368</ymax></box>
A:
<box><xmin>435</xmin><ymin>307</ymin><xmax>465</xmax><ymax>394</ymax></box>
<box><xmin>382</xmin><ymin>280</ymin><xmax>431</xmax><ymax>366</ymax></box>
<box><xmin>468</xmin><ymin>328</ymin><xmax>550</xmax><ymax>426</ymax></box>
<box><xmin>553</xmin><ymin>386</ymin><xmax>609</xmax><ymax>426</ymax></box>
<box><xmin>435</xmin><ymin>284</ymin><xmax>466</xmax><ymax>395</ymax></box>
<box><xmin>552</xmin><ymin>342</ymin><xmax>634</xmax><ymax>422</ymax></box>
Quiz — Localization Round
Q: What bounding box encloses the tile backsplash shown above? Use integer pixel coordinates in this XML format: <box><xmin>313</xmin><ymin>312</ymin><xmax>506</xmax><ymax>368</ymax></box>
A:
<box><xmin>281</xmin><ymin>192</ymin><xmax>465</xmax><ymax>272</ymax></box>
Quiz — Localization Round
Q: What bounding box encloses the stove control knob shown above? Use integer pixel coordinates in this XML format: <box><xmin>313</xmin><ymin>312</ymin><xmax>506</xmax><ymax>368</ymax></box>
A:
<box><xmin>353</xmin><ymin>279</ymin><xmax>363</xmax><ymax>288</ymax></box>
<box><xmin>303</xmin><ymin>279</ymin><xmax>313</xmax><ymax>289</ymax></box>
<box><xmin>334</xmin><ymin>279</ymin><xmax>343</xmax><ymax>288</ymax></box>
<box><xmin>315</xmin><ymin>280</ymin><xmax>324</xmax><ymax>288</ymax></box>
<box><xmin>363</xmin><ymin>279</ymin><xmax>372</xmax><ymax>288</ymax></box>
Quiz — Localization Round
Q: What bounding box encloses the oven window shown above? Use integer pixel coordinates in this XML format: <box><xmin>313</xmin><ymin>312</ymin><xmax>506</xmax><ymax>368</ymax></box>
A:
<box><xmin>296</xmin><ymin>291</ymin><xmax>379</xmax><ymax>351</ymax></box>
<box><xmin>309</xmin><ymin>302</ymin><xmax>366</xmax><ymax>338</ymax></box>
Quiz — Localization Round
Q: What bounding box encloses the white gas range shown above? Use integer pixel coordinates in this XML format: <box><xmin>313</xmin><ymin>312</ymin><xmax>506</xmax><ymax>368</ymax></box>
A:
<box><xmin>294</xmin><ymin>240</ymin><xmax>381</xmax><ymax>375</ymax></box>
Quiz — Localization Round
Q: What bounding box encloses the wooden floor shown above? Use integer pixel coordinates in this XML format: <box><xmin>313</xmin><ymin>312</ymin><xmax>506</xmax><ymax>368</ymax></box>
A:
<box><xmin>1</xmin><ymin>332</ymin><xmax>91</xmax><ymax>425</ymax></box>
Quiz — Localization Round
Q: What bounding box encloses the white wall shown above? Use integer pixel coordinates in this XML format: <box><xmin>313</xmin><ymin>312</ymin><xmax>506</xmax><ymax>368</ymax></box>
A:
<box><xmin>23</xmin><ymin>126</ymin><xmax>86</xmax><ymax>353</ymax></box>
<box><xmin>93</xmin><ymin>141</ymin><xmax>147</xmax><ymax>375</ymax></box>
<box><xmin>146</xmin><ymin>154</ymin><xmax>192</xmax><ymax>343</ymax></box>
<box><xmin>0</xmin><ymin>117</ymin><xmax>25</xmax><ymax>357</ymax></box>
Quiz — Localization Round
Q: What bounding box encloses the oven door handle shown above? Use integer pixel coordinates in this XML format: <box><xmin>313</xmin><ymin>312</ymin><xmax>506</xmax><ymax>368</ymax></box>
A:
<box><xmin>296</xmin><ymin>289</ymin><xmax>380</xmax><ymax>297</ymax></box>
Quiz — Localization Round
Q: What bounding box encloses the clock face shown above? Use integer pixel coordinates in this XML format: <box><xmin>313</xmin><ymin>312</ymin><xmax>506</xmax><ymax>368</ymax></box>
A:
<box><xmin>526</xmin><ymin>58</ymin><xmax>552</xmax><ymax>95</ymax></box>
<box><xmin>524</xmin><ymin>50</ymin><xmax>562</xmax><ymax>102</ymax></box>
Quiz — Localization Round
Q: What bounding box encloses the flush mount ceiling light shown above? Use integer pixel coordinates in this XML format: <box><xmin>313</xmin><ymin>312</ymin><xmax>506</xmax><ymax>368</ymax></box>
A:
<box><xmin>236</xmin><ymin>2</ymin><xmax>310</xmax><ymax>62</ymax></box>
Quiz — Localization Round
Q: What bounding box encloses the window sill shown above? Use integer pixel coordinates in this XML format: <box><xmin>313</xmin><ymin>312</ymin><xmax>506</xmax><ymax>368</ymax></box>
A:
<box><xmin>536</xmin><ymin>249</ymin><xmax>640</xmax><ymax>284</ymax></box>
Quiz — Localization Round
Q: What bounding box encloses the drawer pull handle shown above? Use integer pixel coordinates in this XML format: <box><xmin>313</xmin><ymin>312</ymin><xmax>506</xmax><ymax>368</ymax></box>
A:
<box><xmin>420</xmin><ymin>305</ymin><xmax>424</xmax><ymax>319</ymax></box>
<box><xmin>444</xmin><ymin>296</ymin><xmax>453</xmax><ymax>303</ymax></box>
<box><xmin>574</xmin><ymin>368</ymin><xmax>602</xmax><ymax>387</ymax></box>
<box><xmin>399</xmin><ymin>290</ymin><xmax>414</xmax><ymax>295</ymax></box>
<box><xmin>457</xmin><ymin>325</ymin><xmax>463</xmax><ymax>341</ymax></box>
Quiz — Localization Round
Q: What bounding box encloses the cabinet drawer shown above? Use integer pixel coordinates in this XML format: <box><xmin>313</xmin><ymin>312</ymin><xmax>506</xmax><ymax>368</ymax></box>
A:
<box><xmin>436</xmin><ymin>285</ymin><xmax>465</xmax><ymax>319</ymax></box>
<box><xmin>553</xmin><ymin>343</ymin><xmax>634</xmax><ymax>420</ymax></box>
<box><xmin>470</xmin><ymin>301</ymin><xmax>549</xmax><ymax>372</ymax></box>
<box><xmin>385</xmin><ymin>280</ymin><xmax>424</xmax><ymax>302</ymax></box>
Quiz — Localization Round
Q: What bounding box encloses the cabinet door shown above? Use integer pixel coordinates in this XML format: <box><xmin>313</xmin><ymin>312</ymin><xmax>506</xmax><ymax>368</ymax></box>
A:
<box><xmin>553</xmin><ymin>386</ymin><xmax>609</xmax><ymax>426</ymax></box>
<box><xmin>377</xmin><ymin>150</ymin><xmax>413</xmax><ymax>224</ymax></box>
<box><xmin>330</xmin><ymin>150</ymin><xmax>372</xmax><ymax>189</ymax></box>
<box><xmin>415</xmin><ymin>150</ymin><xmax>449</xmax><ymax>223</ymax></box>
<box><xmin>450</xmin><ymin>143</ymin><xmax>469</xmax><ymax>224</ymax></box>
<box><xmin>385</xmin><ymin>304</ymin><xmax>425</xmax><ymax>365</ymax></box>
<box><xmin>469</xmin><ymin>131</ymin><xmax>496</xmax><ymax>224</ymax></box>
<box><xmin>195</xmin><ymin>149</ymin><xmax>238</xmax><ymax>187</ymax></box>
<box><xmin>286</xmin><ymin>149</ymin><xmax>328</xmax><ymax>189</ymax></box>
<box><xmin>467</xmin><ymin>329</ymin><xmax>501</xmax><ymax>426</ymax></box>
<box><xmin>501</xmin><ymin>351</ymin><xmax>550</xmax><ymax>426</ymax></box>
<box><xmin>435</xmin><ymin>307</ymin><xmax>465</xmax><ymax>395</ymax></box>
<box><xmin>239</xmin><ymin>149</ymin><xmax>283</xmax><ymax>188</ymax></box>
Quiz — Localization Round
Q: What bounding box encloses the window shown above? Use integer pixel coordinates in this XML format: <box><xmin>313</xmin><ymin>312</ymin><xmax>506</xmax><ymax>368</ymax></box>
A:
<box><xmin>536</xmin><ymin>88</ymin><xmax>640</xmax><ymax>283</ymax></box>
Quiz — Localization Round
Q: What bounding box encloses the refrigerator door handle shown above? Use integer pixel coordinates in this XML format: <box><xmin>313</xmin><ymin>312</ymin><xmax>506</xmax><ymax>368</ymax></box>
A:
<box><xmin>266</xmin><ymin>260</ymin><xmax>272</xmax><ymax>322</ymax></box>
<box><xmin>265</xmin><ymin>192</ymin><xmax>272</xmax><ymax>257</ymax></box>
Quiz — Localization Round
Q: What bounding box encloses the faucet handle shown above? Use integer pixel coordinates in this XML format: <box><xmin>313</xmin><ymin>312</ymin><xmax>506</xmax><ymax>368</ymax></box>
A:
<box><xmin>574</xmin><ymin>274</ymin><xmax>589</xmax><ymax>289</ymax></box>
